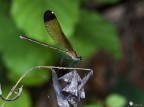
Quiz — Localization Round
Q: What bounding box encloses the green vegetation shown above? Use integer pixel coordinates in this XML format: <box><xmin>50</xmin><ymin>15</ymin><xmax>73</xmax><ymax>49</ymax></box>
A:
<box><xmin>0</xmin><ymin>0</ymin><xmax>122</xmax><ymax>106</ymax></box>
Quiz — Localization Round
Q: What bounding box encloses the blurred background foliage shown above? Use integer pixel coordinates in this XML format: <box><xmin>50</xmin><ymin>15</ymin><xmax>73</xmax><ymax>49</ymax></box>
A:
<box><xmin>0</xmin><ymin>0</ymin><xmax>144</xmax><ymax>107</ymax></box>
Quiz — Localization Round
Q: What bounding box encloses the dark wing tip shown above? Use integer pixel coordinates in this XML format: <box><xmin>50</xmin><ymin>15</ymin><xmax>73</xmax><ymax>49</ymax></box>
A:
<box><xmin>44</xmin><ymin>10</ymin><xmax>56</xmax><ymax>22</ymax></box>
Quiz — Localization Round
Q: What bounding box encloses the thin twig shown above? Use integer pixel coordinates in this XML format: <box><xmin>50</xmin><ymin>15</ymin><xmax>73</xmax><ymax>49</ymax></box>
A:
<box><xmin>1</xmin><ymin>66</ymin><xmax>92</xmax><ymax>107</ymax></box>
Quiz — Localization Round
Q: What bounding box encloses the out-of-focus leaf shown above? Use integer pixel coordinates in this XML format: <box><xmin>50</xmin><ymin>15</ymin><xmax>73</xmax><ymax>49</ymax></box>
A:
<box><xmin>73</xmin><ymin>10</ymin><xmax>121</xmax><ymax>59</ymax></box>
<box><xmin>11</xmin><ymin>0</ymin><xmax>80</xmax><ymax>43</ymax></box>
<box><xmin>0</xmin><ymin>0</ymin><xmax>9</xmax><ymax>15</ymax></box>
<box><xmin>0</xmin><ymin>6</ymin><xmax>54</xmax><ymax>85</ymax></box>
<box><xmin>0</xmin><ymin>85</ymin><xmax>31</xmax><ymax>107</ymax></box>
<box><xmin>106</xmin><ymin>94</ymin><xmax>126</xmax><ymax>107</ymax></box>
<box><xmin>8</xmin><ymin>66</ymin><xmax>51</xmax><ymax>85</ymax></box>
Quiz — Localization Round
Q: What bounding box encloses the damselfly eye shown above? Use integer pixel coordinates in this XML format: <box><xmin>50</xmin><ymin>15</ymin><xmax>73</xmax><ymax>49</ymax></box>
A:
<box><xmin>78</xmin><ymin>56</ymin><xmax>82</xmax><ymax>62</ymax></box>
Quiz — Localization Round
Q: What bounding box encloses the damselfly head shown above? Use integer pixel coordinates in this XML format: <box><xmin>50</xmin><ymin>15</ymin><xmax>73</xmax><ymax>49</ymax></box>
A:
<box><xmin>78</xmin><ymin>56</ymin><xmax>82</xmax><ymax>62</ymax></box>
<box><xmin>73</xmin><ymin>56</ymin><xmax>82</xmax><ymax>62</ymax></box>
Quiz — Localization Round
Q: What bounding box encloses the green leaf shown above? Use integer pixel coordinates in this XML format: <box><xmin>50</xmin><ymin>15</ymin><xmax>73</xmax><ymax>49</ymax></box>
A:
<box><xmin>0</xmin><ymin>5</ymin><xmax>54</xmax><ymax>85</ymax></box>
<box><xmin>11</xmin><ymin>0</ymin><xmax>80</xmax><ymax>43</ymax></box>
<box><xmin>0</xmin><ymin>0</ymin><xmax>9</xmax><ymax>15</ymax></box>
<box><xmin>3</xmin><ymin>34</ymin><xmax>54</xmax><ymax>85</ymax></box>
<box><xmin>106</xmin><ymin>94</ymin><xmax>127</xmax><ymax>107</ymax></box>
<box><xmin>0</xmin><ymin>85</ymin><xmax>31</xmax><ymax>107</ymax></box>
<box><xmin>73</xmin><ymin>10</ymin><xmax>121</xmax><ymax>59</ymax></box>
